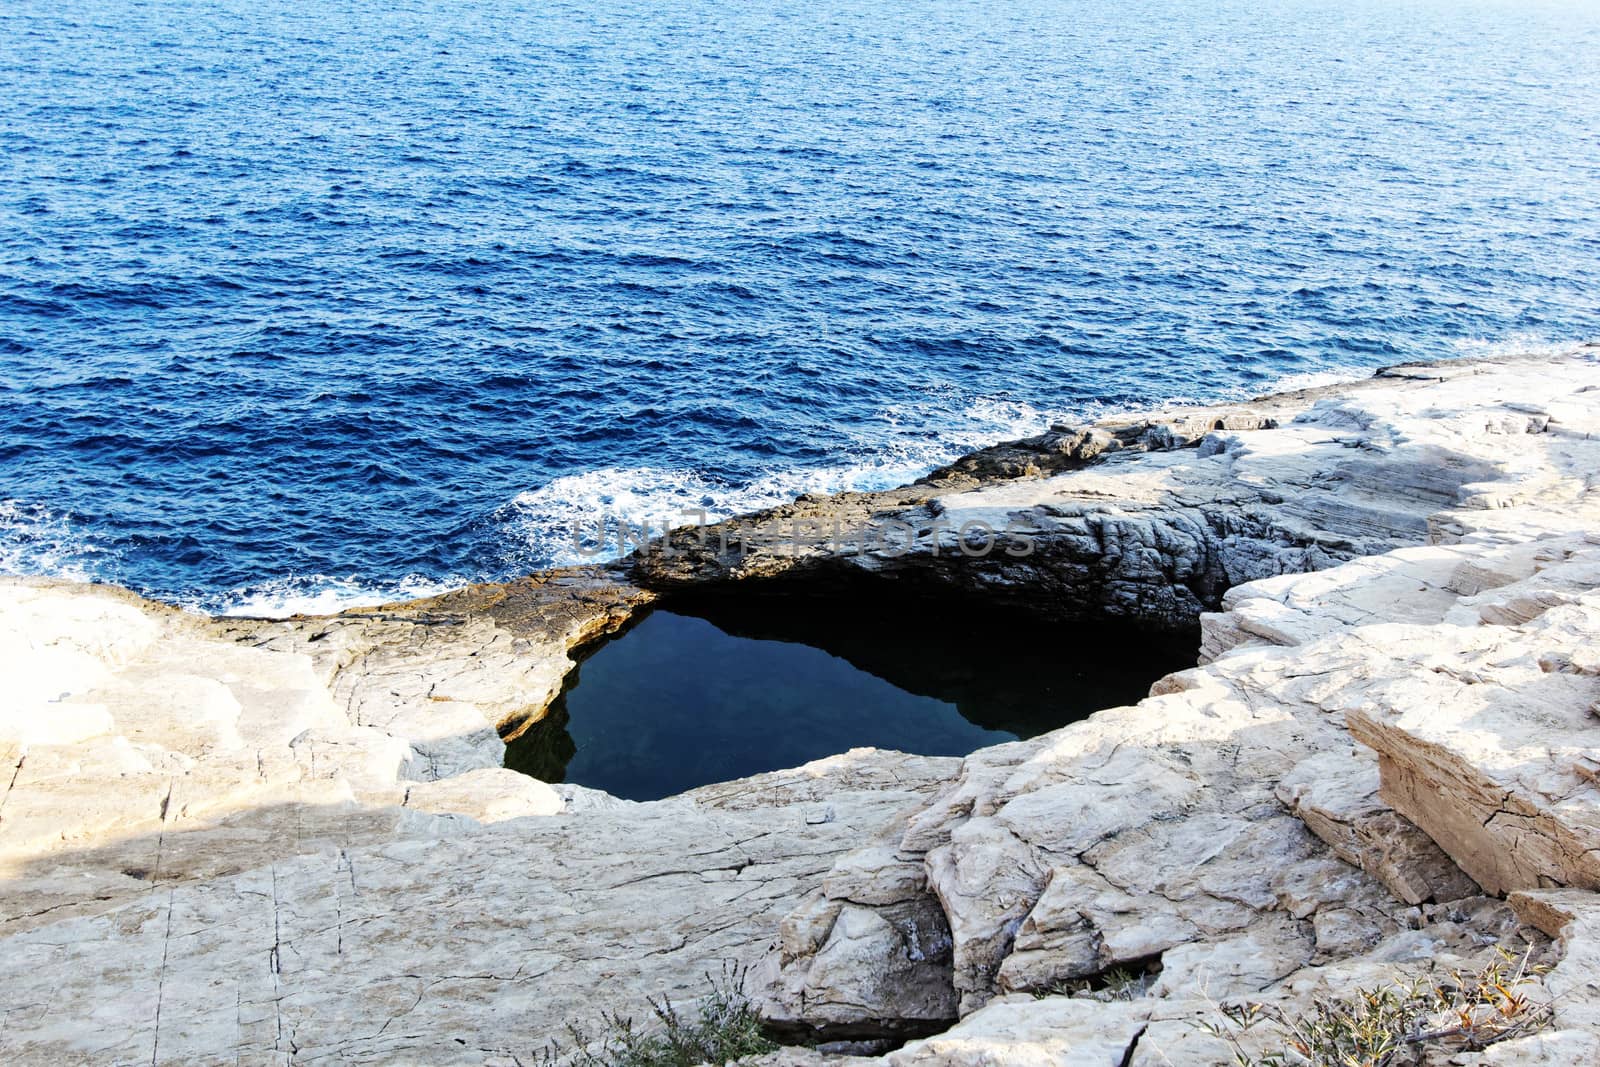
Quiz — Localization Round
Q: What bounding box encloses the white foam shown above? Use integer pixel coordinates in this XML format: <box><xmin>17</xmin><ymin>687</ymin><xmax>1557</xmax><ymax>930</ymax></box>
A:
<box><xmin>24</xmin><ymin>342</ymin><xmax>1592</xmax><ymax>615</ymax></box>
<box><xmin>208</xmin><ymin>573</ymin><xmax>466</xmax><ymax>619</ymax></box>
<box><xmin>1449</xmin><ymin>334</ymin><xmax>1582</xmax><ymax>360</ymax></box>
<box><xmin>0</xmin><ymin>501</ymin><xmax>113</xmax><ymax>583</ymax></box>
<box><xmin>500</xmin><ymin>392</ymin><xmax>1064</xmax><ymax>568</ymax></box>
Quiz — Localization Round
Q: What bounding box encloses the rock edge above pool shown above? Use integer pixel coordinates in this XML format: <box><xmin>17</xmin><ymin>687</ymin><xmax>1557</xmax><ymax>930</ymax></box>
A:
<box><xmin>2</xmin><ymin>345</ymin><xmax>1600</xmax><ymax>1064</ymax></box>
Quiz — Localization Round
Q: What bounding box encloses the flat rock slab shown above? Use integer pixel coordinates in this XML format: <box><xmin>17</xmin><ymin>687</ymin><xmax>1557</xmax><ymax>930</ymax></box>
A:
<box><xmin>0</xmin><ymin>750</ymin><xmax>954</xmax><ymax>1065</ymax></box>
<box><xmin>6</xmin><ymin>350</ymin><xmax>1600</xmax><ymax>1065</ymax></box>
<box><xmin>0</xmin><ymin>570</ymin><xmax>652</xmax><ymax>928</ymax></box>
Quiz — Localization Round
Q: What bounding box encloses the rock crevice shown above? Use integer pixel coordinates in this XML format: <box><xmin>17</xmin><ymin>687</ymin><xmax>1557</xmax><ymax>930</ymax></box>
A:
<box><xmin>3</xmin><ymin>348</ymin><xmax>1600</xmax><ymax>1063</ymax></box>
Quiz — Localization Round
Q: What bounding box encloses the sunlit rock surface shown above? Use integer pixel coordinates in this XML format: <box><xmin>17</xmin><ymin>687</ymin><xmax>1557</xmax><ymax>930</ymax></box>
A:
<box><xmin>0</xmin><ymin>569</ymin><xmax>649</xmax><ymax>936</ymax></box>
<box><xmin>3</xmin><ymin>348</ymin><xmax>1600</xmax><ymax>1063</ymax></box>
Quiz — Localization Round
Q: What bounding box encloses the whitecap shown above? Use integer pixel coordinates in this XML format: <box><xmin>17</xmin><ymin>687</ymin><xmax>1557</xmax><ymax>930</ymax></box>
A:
<box><xmin>207</xmin><ymin>573</ymin><xmax>467</xmax><ymax>619</ymax></box>
<box><xmin>1449</xmin><ymin>333</ymin><xmax>1580</xmax><ymax>360</ymax></box>
<box><xmin>498</xmin><ymin>392</ymin><xmax>1068</xmax><ymax>568</ymax></box>
<box><xmin>0</xmin><ymin>501</ymin><xmax>114</xmax><ymax>583</ymax></box>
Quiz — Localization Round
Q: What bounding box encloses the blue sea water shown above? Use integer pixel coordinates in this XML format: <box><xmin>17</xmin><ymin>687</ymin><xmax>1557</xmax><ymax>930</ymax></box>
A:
<box><xmin>2</xmin><ymin>0</ymin><xmax>1598</xmax><ymax>615</ymax></box>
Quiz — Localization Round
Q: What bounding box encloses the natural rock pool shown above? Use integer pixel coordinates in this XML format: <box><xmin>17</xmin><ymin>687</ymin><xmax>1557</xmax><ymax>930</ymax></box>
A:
<box><xmin>504</xmin><ymin>591</ymin><xmax>1196</xmax><ymax>800</ymax></box>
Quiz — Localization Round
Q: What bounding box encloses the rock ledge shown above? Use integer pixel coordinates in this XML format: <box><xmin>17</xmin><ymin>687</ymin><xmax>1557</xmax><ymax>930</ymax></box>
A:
<box><xmin>2</xmin><ymin>348</ymin><xmax>1599</xmax><ymax>1064</ymax></box>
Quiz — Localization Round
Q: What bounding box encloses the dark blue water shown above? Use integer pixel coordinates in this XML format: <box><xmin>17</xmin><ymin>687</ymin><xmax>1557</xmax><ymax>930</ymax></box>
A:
<box><xmin>3</xmin><ymin>0</ymin><xmax>1598</xmax><ymax>614</ymax></box>
<box><xmin>504</xmin><ymin>601</ymin><xmax>1195</xmax><ymax>800</ymax></box>
<box><xmin>508</xmin><ymin>611</ymin><xmax>1013</xmax><ymax>801</ymax></box>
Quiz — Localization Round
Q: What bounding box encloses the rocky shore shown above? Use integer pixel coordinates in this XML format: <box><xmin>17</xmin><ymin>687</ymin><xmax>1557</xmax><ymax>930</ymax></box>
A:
<box><xmin>2</xmin><ymin>347</ymin><xmax>1598</xmax><ymax>1063</ymax></box>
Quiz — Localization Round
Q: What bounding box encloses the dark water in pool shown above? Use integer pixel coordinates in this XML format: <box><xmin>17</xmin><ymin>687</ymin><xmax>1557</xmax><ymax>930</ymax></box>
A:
<box><xmin>3</xmin><ymin>0</ymin><xmax>1599</xmax><ymax>614</ymax></box>
<box><xmin>504</xmin><ymin>602</ymin><xmax>1194</xmax><ymax>800</ymax></box>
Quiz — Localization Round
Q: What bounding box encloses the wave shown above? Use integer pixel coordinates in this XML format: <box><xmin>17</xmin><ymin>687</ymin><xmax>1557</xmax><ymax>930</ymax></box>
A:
<box><xmin>8</xmin><ymin>342</ymin><xmax>1590</xmax><ymax>617</ymax></box>
<box><xmin>1449</xmin><ymin>333</ymin><xmax>1584</xmax><ymax>361</ymax></box>
<box><xmin>0</xmin><ymin>501</ymin><xmax>114</xmax><ymax>583</ymax></box>
<box><xmin>498</xmin><ymin>392</ymin><xmax>1063</xmax><ymax>568</ymax></box>
<box><xmin>204</xmin><ymin>573</ymin><xmax>467</xmax><ymax>619</ymax></box>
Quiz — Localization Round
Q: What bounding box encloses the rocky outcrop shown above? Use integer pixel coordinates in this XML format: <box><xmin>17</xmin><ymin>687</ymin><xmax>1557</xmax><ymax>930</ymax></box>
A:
<box><xmin>757</xmin><ymin>526</ymin><xmax>1600</xmax><ymax>1060</ymax></box>
<box><xmin>213</xmin><ymin>568</ymin><xmax>653</xmax><ymax>779</ymax></box>
<box><xmin>3</xmin><ymin>348</ymin><xmax>1600</xmax><ymax>1064</ymax></box>
<box><xmin>1345</xmin><ymin>542</ymin><xmax>1600</xmax><ymax>895</ymax></box>
<box><xmin>0</xmin><ymin>569</ymin><xmax>647</xmax><ymax>933</ymax></box>
<box><xmin>1275</xmin><ymin>750</ymin><xmax>1481</xmax><ymax>907</ymax></box>
<box><xmin>0</xmin><ymin>746</ymin><xmax>953</xmax><ymax>1064</ymax></box>
<box><xmin>740</xmin><ymin>349</ymin><xmax>1600</xmax><ymax>1059</ymax></box>
<box><xmin>631</xmin><ymin>351</ymin><xmax>1597</xmax><ymax>631</ymax></box>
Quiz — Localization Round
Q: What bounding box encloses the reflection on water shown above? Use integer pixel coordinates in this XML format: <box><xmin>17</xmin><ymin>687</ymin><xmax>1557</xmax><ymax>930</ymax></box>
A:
<box><xmin>505</xmin><ymin>591</ymin><xmax>1196</xmax><ymax>801</ymax></box>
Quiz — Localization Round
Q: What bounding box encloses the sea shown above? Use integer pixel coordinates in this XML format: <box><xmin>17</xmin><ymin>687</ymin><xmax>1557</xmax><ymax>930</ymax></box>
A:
<box><xmin>3</xmin><ymin>0</ymin><xmax>1598</xmax><ymax>616</ymax></box>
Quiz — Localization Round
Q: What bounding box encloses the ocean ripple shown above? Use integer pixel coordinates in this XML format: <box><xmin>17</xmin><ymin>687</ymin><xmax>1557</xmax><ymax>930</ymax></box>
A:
<box><xmin>2</xmin><ymin>0</ymin><xmax>1599</xmax><ymax>614</ymax></box>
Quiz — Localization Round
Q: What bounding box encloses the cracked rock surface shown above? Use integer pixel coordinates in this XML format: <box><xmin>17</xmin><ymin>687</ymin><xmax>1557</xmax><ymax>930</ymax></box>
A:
<box><xmin>749</xmin><ymin>350</ymin><xmax>1600</xmax><ymax>1064</ymax></box>
<box><xmin>3</xmin><ymin>349</ymin><xmax>1600</xmax><ymax>1063</ymax></box>
<box><xmin>0</xmin><ymin>746</ymin><xmax>951</xmax><ymax>1064</ymax></box>
<box><xmin>0</xmin><ymin>569</ymin><xmax>649</xmax><ymax>934</ymax></box>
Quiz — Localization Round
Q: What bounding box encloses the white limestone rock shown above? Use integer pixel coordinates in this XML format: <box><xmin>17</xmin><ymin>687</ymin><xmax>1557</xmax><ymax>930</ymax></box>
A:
<box><xmin>0</xmin><ymin>571</ymin><xmax>647</xmax><ymax>935</ymax></box>
<box><xmin>1276</xmin><ymin>749</ymin><xmax>1481</xmax><ymax>905</ymax></box>
<box><xmin>886</xmin><ymin>996</ymin><xmax>1153</xmax><ymax>1067</ymax></box>
<box><xmin>5</xmin><ymin>351</ymin><xmax>1600</xmax><ymax>1063</ymax></box>
<box><xmin>402</xmin><ymin>767</ymin><xmax>563</xmax><ymax>822</ymax></box>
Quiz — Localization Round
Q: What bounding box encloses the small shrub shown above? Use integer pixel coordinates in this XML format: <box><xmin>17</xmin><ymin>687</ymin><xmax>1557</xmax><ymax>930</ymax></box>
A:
<box><xmin>1195</xmin><ymin>946</ymin><xmax>1554</xmax><ymax>1067</ymax></box>
<box><xmin>1034</xmin><ymin>962</ymin><xmax>1158</xmax><ymax>1002</ymax></box>
<box><xmin>540</xmin><ymin>963</ymin><xmax>778</xmax><ymax>1067</ymax></box>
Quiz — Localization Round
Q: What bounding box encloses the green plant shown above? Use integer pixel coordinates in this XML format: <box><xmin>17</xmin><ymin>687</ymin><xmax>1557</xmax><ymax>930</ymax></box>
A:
<box><xmin>540</xmin><ymin>963</ymin><xmax>778</xmax><ymax>1067</ymax></box>
<box><xmin>1034</xmin><ymin>963</ymin><xmax>1155</xmax><ymax>1002</ymax></box>
<box><xmin>1195</xmin><ymin>946</ymin><xmax>1554</xmax><ymax>1067</ymax></box>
